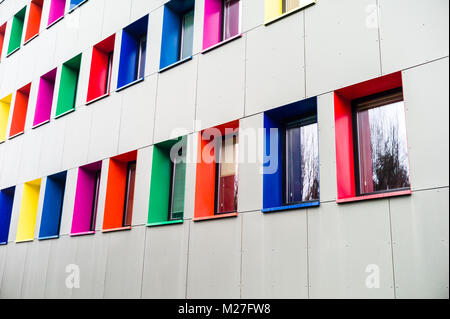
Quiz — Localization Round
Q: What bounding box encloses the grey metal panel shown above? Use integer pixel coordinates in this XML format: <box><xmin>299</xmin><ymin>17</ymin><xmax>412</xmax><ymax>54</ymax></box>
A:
<box><xmin>118</xmin><ymin>75</ymin><xmax>157</xmax><ymax>154</ymax></box>
<box><xmin>242</xmin><ymin>0</ymin><xmax>264</xmax><ymax>33</ymax></box>
<box><xmin>146</xmin><ymin>7</ymin><xmax>164</xmax><ymax>76</ymax></box>
<box><xmin>238</xmin><ymin>114</ymin><xmax>263</xmax><ymax>213</ymax></box>
<box><xmin>245</xmin><ymin>14</ymin><xmax>305</xmax><ymax>116</ymax></box>
<box><xmin>103</xmin><ymin>226</ymin><xmax>146</xmax><ymax>299</ymax></box>
<box><xmin>317</xmin><ymin>93</ymin><xmax>337</xmax><ymax>202</ymax></box>
<box><xmin>59</xmin><ymin>168</ymin><xmax>78</xmax><ymax>235</ymax></box>
<box><xmin>132</xmin><ymin>146</ymin><xmax>153</xmax><ymax>226</ymax></box>
<box><xmin>1</xmin><ymin>135</ymin><xmax>23</xmax><ymax>188</ymax></box>
<box><xmin>379</xmin><ymin>0</ymin><xmax>449</xmax><ymax>75</ymax></box>
<box><xmin>21</xmin><ymin>240</ymin><xmax>51</xmax><ymax>298</ymax></box>
<box><xmin>154</xmin><ymin>57</ymin><xmax>197</xmax><ymax>144</ymax></box>
<box><xmin>94</xmin><ymin>159</ymin><xmax>109</xmax><ymax>232</ymax></box>
<box><xmin>38</xmin><ymin>119</ymin><xmax>66</xmax><ymax>178</ymax></box>
<box><xmin>44</xmin><ymin>236</ymin><xmax>78</xmax><ymax>299</ymax></box>
<box><xmin>0</xmin><ymin>245</ymin><xmax>6</xmax><ymax>290</ymax></box>
<box><xmin>142</xmin><ymin>223</ymin><xmax>189</xmax><ymax>299</ymax></box>
<box><xmin>0</xmin><ymin>242</ymin><xmax>28</xmax><ymax>298</ymax></box>
<box><xmin>183</xmin><ymin>133</ymin><xmax>198</xmax><ymax>220</ymax></box>
<box><xmin>71</xmin><ymin>233</ymin><xmax>109</xmax><ymax>299</ymax></box>
<box><xmin>196</xmin><ymin>36</ymin><xmax>246</xmax><ymax>131</ymax></box>
<box><xmin>187</xmin><ymin>218</ymin><xmax>242</xmax><ymax>299</ymax></box>
<box><xmin>101</xmin><ymin>0</ymin><xmax>132</xmax><ymax>39</ymax></box>
<box><xmin>76</xmin><ymin>0</ymin><xmax>105</xmax><ymax>59</ymax></box>
<box><xmin>403</xmin><ymin>58</ymin><xmax>449</xmax><ymax>191</ymax></box>
<box><xmin>241</xmin><ymin>211</ymin><xmax>309</xmax><ymax>299</ymax></box>
<box><xmin>7</xmin><ymin>184</ymin><xmax>23</xmax><ymax>243</ymax></box>
<box><xmin>390</xmin><ymin>188</ymin><xmax>449</xmax><ymax>299</ymax></box>
<box><xmin>308</xmin><ymin>201</ymin><xmax>395</xmax><ymax>299</ymax></box>
<box><xmin>130</xmin><ymin>0</ymin><xmax>166</xmax><ymax>23</ymax></box>
<box><xmin>18</xmin><ymin>128</ymin><xmax>43</xmax><ymax>183</ymax></box>
<box><xmin>305</xmin><ymin>0</ymin><xmax>381</xmax><ymax>97</ymax></box>
<box><xmin>87</xmin><ymin>93</ymin><xmax>122</xmax><ymax>163</ymax></box>
<box><xmin>53</xmin><ymin>12</ymin><xmax>81</xmax><ymax>66</ymax></box>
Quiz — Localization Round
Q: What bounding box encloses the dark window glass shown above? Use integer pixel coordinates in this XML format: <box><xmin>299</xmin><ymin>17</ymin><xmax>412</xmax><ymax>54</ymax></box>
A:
<box><xmin>136</xmin><ymin>36</ymin><xmax>146</xmax><ymax>80</ymax></box>
<box><xmin>105</xmin><ymin>52</ymin><xmax>113</xmax><ymax>94</ymax></box>
<box><xmin>354</xmin><ymin>90</ymin><xmax>410</xmax><ymax>195</ymax></box>
<box><xmin>215</xmin><ymin>134</ymin><xmax>238</xmax><ymax>214</ymax></box>
<box><xmin>285</xmin><ymin>118</ymin><xmax>319</xmax><ymax>204</ymax></box>
<box><xmin>123</xmin><ymin>161</ymin><xmax>136</xmax><ymax>227</ymax></box>
<box><xmin>90</xmin><ymin>170</ymin><xmax>101</xmax><ymax>231</ymax></box>
<box><xmin>180</xmin><ymin>9</ymin><xmax>194</xmax><ymax>60</ymax></box>
<box><xmin>168</xmin><ymin>149</ymin><xmax>186</xmax><ymax>221</ymax></box>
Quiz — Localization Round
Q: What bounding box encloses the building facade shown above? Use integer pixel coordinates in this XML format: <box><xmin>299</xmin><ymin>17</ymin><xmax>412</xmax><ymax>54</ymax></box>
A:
<box><xmin>0</xmin><ymin>0</ymin><xmax>448</xmax><ymax>299</ymax></box>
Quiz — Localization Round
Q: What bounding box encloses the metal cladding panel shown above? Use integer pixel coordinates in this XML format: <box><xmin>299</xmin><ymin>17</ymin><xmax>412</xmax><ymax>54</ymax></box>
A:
<box><xmin>101</xmin><ymin>0</ymin><xmax>132</xmax><ymax>39</ymax></box>
<box><xmin>379</xmin><ymin>0</ymin><xmax>449</xmax><ymax>75</ymax></box>
<box><xmin>0</xmin><ymin>242</ymin><xmax>28</xmax><ymax>298</ymax></box>
<box><xmin>154</xmin><ymin>56</ymin><xmax>197</xmax><ymax>144</ymax></box>
<box><xmin>103</xmin><ymin>226</ymin><xmax>146</xmax><ymax>299</ymax></box>
<box><xmin>402</xmin><ymin>57</ymin><xmax>449</xmax><ymax>191</ymax></box>
<box><xmin>196</xmin><ymin>37</ymin><xmax>245</xmax><ymax>130</ymax></box>
<box><xmin>308</xmin><ymin>200</ymin><xmax>395</xmax><ymax>299</ymax></box>
<box><xmin>242</xmin><ymin>0</ymin><xmax>264</xmax><ymax>33</ymax></box>
<box><xmin>142</xmin><ymin>223</ymin><xmax>189</xmax><ymax>298</ymax></box>
<box><xmin>390</xmin><ymin>188</ymin><xmax>449</xmax><ymax>299</ymax></box>
<box><xmin>20</xmin><ymin>240</ymin><xmax>51</xmax><ymax>298</ymax></box>
<box><xmin>0</xmin><ymin>138</ymin><xmax>23</xmax><ymax>190</ymax></box>
<box><xmin>305</xmin><ymin>0</ymin><xmax>381</xmax><ymax>97</ymax></box>
<box><xmin>246</xmin><ymin>14</ymin><xmax>305</xmax><ymax>116</ymax></box>
<box><xmin>44</xmin><ymin>235</ymin><xmax>78</xmax><ymax>298</ymax></box>
<box><xmin>0</xmin><ymin>245</ymin><xmax>7</xmax><ymax>289</ymax></box>
<box><xmin>187</xmin><ymin>217</ymin><xmax>242</xmax><ymax>299</ymax></box>
<box><xmin>118</xmin><ymin>76</ymin><xmax>157</xmax><ymax>154</ymax></box>
<box><xmin>241</xmin><ymin>211</ymin><xmax>309</xmax><ymax>299</ymax></box>
<box><xmin>38</xmin><ymin>119</ymin><xmax>66</xmax><ymax>177</ymax></box>
<box><xmin>132</xmin><ymin>146</ymin><xmax>153</xmax><ymax>226</ymax></box>
<box><xmin>76</xmin><ymin>0</ymin><xmax>104</xmax><ymax>51</ymax></box>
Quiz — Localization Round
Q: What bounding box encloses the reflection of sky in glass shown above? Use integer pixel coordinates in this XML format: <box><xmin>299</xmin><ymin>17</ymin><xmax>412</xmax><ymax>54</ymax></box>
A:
<box><xmin>301</xmin><ymin>123</ymin><xmax>319</xmax><ymax>201</ymax></box>
<box><xmin>357</xmin><ymin>101</ymin><xmax>410</xmax><ymax>193</ymax></box>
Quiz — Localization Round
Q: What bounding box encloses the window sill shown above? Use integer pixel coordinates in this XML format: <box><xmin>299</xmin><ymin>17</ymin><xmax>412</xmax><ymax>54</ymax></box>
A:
<box><xmin>6</xmin><ymin>47</ymin><xmax>20</xmax><ymax>58</ymax></box>
<box><xmin>55</xmin><ymin>108</ymin><xmax>75</xmax><ymax>119</ymax></box>
<box><xmin>193</xmin><ymin>212</ymin><xmax>238</xmax><ymax>222</ymax></box>
<box><xmin>102</xmin><ymin>226</ymin><xmax>132</xmax><ymax>233</ymax></box>
<box><xmin>32</xmin><ymin>119</ymin><xmax>50</xmax><ymax>130</ymax></box>
<box><xmin>201</xmin><ymin>34</ymin><xmax>242</xmax><ymax>54</ymax></box>
<box><xmin>159</xmin><ymin>56</ymin><xmax>192</xmax><ymax>73</ymax></box>
<box><xmin>262</xmin><ymin>201</ymin><xmax>320</xmax><ymax>213</ymax></box>
<box><xmin>9</xmin><ymin>131</ymin><xmax>24</xmax><ymax>140</ymax></box>
<box><xmin>86</xmin><ymin>92</ymin><xmax>110</xmax><ymax>106</ymax></box>
<box><xmin>147</xmin><ymin>219</ymin><xmax>184</xmax><ymax>227</ymax></box>
<box><xmin>47</xmin><ymin>16</ymin><xmax>64</xmax><ymax>30</ymax></box>
<box><xmin>24</xmin><ymin>33</ymin><xmax>39</xmax><ymax>45</ymax></box>
<box><xmin>70</xmin><ymin>230</ymin><xmax>96</xmax><ymax>237</ymax></box>
<box><xmin>38</xmin><ymin>235</ymin><xmax>59</xmax><ymax>241</ymax></box>
<box><xmin>264</xmin><ymin>1</ymin><xmax>316</xmax><ymax>26</ymax></box>
<box><xmin>0</xmin><ymin>241</ymin><xmax>8</xmax><ymax>245</ymax></box>
<box><xmin>337</xmin><ymin>190</ymin><xmax>412</xmax><ymax>204</ymax></box>
<box><xmin>116</xmin><ymin>77</ymin><xmax>144</xmax><ymax>92</ymax></box>
<box><xmin>16</xmin><ymin>238</ymin><xmax>34</xmax><ymax>244</ymax></box>
<box><xmin>68</xmin><ymin>0</ymin><xmax>89</xmax><ymax>13</ymax></box>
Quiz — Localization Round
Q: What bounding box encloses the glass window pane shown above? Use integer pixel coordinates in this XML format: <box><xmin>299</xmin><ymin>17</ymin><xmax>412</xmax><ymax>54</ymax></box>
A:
<box><xmin>123</xmin><ymin>162</ymin><xmax>136</xmax><ymax>226</ymax></box>
<box><xmin>181</xmin><ymin>10</ymin><xmax>194</xmax><ymax>60</ymax></box>
<box><xmin>285</xmin><ymin>126</ymin><xmax>302</xmax><ymax>204</ymax></box>
<box><xmin>300</xmin><ymin>123</ymin><xmax>319</xmax><ymax>201</ymax></box>
<box><xmin>357</xmin><ymin>100</ymin><xmax>410</xmax><ymax>194</ymax></box>
<box><xmin>216</xmin><ymin>135</ymin><xmax>238</xmax><ymax>214</ymax></box>
<box><xmin>223</xmin><ymin>0</ymin><xmax>240</xmax><ymax>41</ymax></box>
<box><xmin>136</xmin><ymin>36</ymin><xmax>146</xmax><ymax>79</ymax></box>
<box><xmin>169</xmin><ymin>152</ymin><xmax>186</xmax><ymax>220</ymax></box>
<box><xmin>283</xmin><ymin>0</ymin><xmax>300</xmax><ymax>13</ymax></box>
<box><xmin>90</xmin><ymin>170</ymin><xmax>101</xmax><ymax>231</ymax></box>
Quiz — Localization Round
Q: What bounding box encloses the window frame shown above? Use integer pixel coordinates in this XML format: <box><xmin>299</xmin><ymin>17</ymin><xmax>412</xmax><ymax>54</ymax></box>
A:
<box><xmin>122</xmin><ymin>161</ymin><xmax>137</xmax><ymax>227</ymax></box>
<box><xmin>89</xmin><ymin>169</ymin><xmax>101</xmax><ymax>232</ymax></box>
<box><xmin>351</xmin><ymin>88</ymin><xmax>410</xmax><ymax>197</ymax></box>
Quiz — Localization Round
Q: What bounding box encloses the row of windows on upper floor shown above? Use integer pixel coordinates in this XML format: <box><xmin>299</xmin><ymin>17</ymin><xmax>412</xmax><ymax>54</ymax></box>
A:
<box><xmin>0</xmin><ymin>0</ymin><xmax>317</xmax><ymax>143</ymax></box>
<box><xmin>0</xmin><ymin>71</ymin><xmax>413</xmax><ymax>245</ymax></box>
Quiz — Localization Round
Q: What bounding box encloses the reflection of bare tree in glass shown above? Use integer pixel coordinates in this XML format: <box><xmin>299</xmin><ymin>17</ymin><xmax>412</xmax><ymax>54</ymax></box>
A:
<box><xmin>301</xmin><ymin>123</ymin><xmax>320</xmax><ymax>201</ymax></box>
<box><xmin>368</xmin><ymin>102</ymin><xmax>410</xmax><ymax>192</ymax></box>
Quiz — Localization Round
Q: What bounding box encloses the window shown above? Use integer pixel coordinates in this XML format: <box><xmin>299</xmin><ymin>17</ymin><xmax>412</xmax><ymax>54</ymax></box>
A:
<box><xmin>24</xmin><ymin>0</ymin><xmax>43</xmax><ymax>43</ymax></box>
<box><xmin>123</xmin><ymin>161</ymin><xmax>136</xmax><ymax>227</ymax></box>
<box><xmin>87</xmin><ymin>34</ymin><xmax>115</xmax><ymax>104</ymax></box>
<box><xmin>117</xmin><ymin>15</ymin><xmax>148</xmax><ymax>90</ymax></box>
<box><xmin>203</xmin><ymin>0</ymin><xmax>241</xmax><ymax>50</ymax></box>
<box><xmin>9</xmin><ymin>83</ymin><xmax>31</xmax><ymax>138</ymax></box>
<box><xmin>263</xmin><ymin>97</ymin><xmax>320</xmax><ymax>213</ymax></box>
<box><xmin>0</xmin><ymin>187</ymin><xmax>15</xmax><ymax>245</ymax></box>
<box><xmin>0</xmin><ymin>94</ymin><xmax>12</xmax><ymax>143</ymax></box>
<box><xmin>7</xmin><ymin>6</ymin><xmax>26</xmax><ymax>56</ymax></box>
<box><xmin>103</xmin><ymin>151</ymin><xmax>137</xmax><ymax>231</ymax></box>
<box><xmin>71</xmin><ymin>161</ymin><xmax>102</xmax><ymax>236</ymax></box>
<box><xmin>353</xmin><ymin>90</ymin><xmax>410</xmax><ymax>196</ymax></box>
<box><xmin>215</xmin><ymin>134</ymin><xmax>238</xmax><ymax>214</ymax></box>
<box><xmin>69</xmin><ymin>0</ymin><xmax>88</xmax><ymax>12</ymax></box>
<box><xmin>47</xmin><ymin>0</ymin><xmax>66</xmax><ymax>28</ymax></box>
<box><xmin>16</xmin><ymin>179</ymin><xmax>41</xmax><ymax>243</ymax></box>
<box><xmin>334</xmin><ymin>72</ymin><xmax>412</xmax><ymax>203</ymax></box>
<box><xmin>265</xmin><ymin>0</ymin><xmax>315</xmax><ymax>24</ymax></box>
<box><xmin>160</xmin><ymin>0</ymin><xmax>195</xmax><ymax>70</ymax></box>
<box><xmin>148</xmin><ymin>138</ymin><xmax>187</xmax><ymax>226</ymax></box>
<box><xmin>194</xmin><ymin>120</ymin><xmax>239</xmax><ymax>221</ymax></box>
<box><xmin>33</xmin><ymin>68</ymin><xmax>57</xmax><ymax>128</ymax></box>
<box><xmin>39</xmin><ymin>171</ymin><xmax>67</xmax><ymax>240</ymax></box>
<box><xmin>56</xmin><ymin>53</ymin><xmax>82</xmax><ymax>118</ymax></box>
<box><xmin>0</xmin><ymin>23</ymin><xmax>6</xmax><ymax>61</ymax></box>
